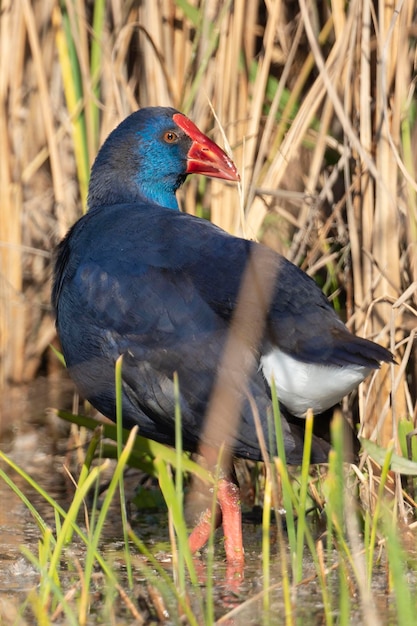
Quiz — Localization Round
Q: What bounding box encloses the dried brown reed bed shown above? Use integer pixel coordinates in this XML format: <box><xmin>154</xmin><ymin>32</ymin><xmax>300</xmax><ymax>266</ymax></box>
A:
<box><xmin>0</xmin><ymin>1</ymin><xmax>416</xmax><ymax>452</ymax></box>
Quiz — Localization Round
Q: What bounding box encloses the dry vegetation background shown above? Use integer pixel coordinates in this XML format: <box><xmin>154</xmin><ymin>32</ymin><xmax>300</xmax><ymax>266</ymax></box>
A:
<box><xmin>0</xmin><ymin>0</ymin><xmax>416</xmax><ymax>447</ymax></box>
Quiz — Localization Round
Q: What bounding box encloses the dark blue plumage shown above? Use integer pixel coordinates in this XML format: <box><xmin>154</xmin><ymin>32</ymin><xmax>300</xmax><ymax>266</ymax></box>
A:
<box><xmin>52</xmin><ymin>106</ymin><xmax>393</xmax><ymax>564</ymax></box>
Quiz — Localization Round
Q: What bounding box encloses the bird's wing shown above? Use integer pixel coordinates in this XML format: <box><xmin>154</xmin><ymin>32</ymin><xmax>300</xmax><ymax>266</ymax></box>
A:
<box><xmin>172</xmin><ymin>214</ymin><xmax>392</xmax><ymax>368</ymax></box>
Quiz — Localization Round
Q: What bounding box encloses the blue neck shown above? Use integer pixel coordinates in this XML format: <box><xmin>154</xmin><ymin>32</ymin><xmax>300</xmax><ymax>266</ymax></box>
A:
<box><xmin>88</xmin><ymin>173</ymin><xmax>182</xmax><ymax>211</ymax></box>
<box><xmin>138</xmin><ymin>181</ymin><xmax>180</xmax><ymax>211</ymax></box>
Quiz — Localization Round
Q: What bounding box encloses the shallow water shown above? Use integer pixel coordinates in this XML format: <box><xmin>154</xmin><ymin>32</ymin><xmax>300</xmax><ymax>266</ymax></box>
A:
<box><xmin>0</xmin><ymin>379</ymin><xmax>404</xmax><ymax>624</ymax></box>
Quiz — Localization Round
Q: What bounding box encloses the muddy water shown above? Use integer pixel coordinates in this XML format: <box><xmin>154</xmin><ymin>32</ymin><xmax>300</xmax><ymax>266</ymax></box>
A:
<box><xmin>0</xmin><ymin>379</ymin><xmax>400</xmax><ymax>624</ymax></box>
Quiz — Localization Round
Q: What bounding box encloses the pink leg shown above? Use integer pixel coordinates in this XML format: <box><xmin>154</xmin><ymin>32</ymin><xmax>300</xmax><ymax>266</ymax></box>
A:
<box><xmin>188</xmin><ymin>476</ymin><xmax>244</xmax><ymax>565</ymax></box>
<box><xmin>187</xmin><ymin>475</ymin><xmax>245</xmax><ymax>587</ymax></box>
<box><xmin>217</xmin><ymin>477</ymin><xmax>244</xmax><ymax>567</ymax></box>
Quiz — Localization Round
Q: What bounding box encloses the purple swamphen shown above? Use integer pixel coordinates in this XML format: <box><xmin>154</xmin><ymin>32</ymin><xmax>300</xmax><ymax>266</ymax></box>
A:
<box><xmin>52</xmin><ymin>107</ymin><xmax>393</xmax><ymax>567</ymax></box>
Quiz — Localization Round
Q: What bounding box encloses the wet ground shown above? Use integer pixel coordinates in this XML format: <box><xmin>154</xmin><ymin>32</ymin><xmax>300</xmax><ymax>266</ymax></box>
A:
<box><xmin>0</xmin><ymin>379</ymin><xmax>401</xmax><ymax>624</ymax></box>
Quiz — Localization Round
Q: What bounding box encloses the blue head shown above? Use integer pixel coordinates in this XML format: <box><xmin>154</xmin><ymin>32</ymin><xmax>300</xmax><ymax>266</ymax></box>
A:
<box><xmin>87</xmin><ymin>107</ymin><xmax>239</xmax><ymax>211</ymax></box>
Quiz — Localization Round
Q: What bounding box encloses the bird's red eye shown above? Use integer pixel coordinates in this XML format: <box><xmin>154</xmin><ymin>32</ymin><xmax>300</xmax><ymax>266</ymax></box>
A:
<box><xmin>163</xmin><ymin>131</ymin><xmax>179</xmax><ymax>144</ymax></box>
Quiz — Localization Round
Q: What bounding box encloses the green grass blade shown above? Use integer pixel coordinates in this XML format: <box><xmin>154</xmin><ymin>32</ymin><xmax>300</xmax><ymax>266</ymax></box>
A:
<box><xmin>0</xmin><ymin>460</ymin><xmax>52</xmax><ymax>538</ymax></box>
<box><xmin>366</xmin><ymin>441</ymin><xmax>395</xmax><ymax>587</ymax></box>
<box><xmin>173</xmin><ymin>372</ymin><xmax>186</xmax><ymax>596</ymax></box>
<box><xmin>154</xmin><ymin>456</ymin><xmax>198</xmax><ymax>586</ymax></box>
<box><xmin>43</xmin><ymin>462</ymin><xmax>108</xmax><ymax>609</ymax></box>
<box><xmin>115</xmin><ymin>356</ymin><xmax>133</xmax><ymax>589</ymax></box>
<box><xmin>382</xmin><ymin>510</ymin><xmax>415</xmax><ymax>624</ymax></box>
<box><xmin>128</xmin><ymin>527</ymin><xmax>201</xmax><ymax>626</ymax></box>
<box><xmin>262</xmin><ymin>473</ymin><xmax>272</xmax><ymax>616</ymax></box>
<box><xmin>0</xmin><ymin>451</ymin><xmax>119</xmax><ymax>582</ymax></box>
<box><xmin>271</xmin><ymin>380</ymin><xmax>296</xmax><ymax>564</ymax></box>
<box><xmin>20</xmin><ymin>543</ymin><xmax>79</xmax><ymax>626</ymax></box>
<box><xmin>294</xmin><ymin>410</ymin><xmax>314</xmax><ymax>583</ymax></box>
<box><xmin>78</xmin><ymin>425</ymin><xmax>138</xmax><ymax>622</ymax></box>
<box><xmin>56</xmin><ymin>409</ymin><xmax>213</xmax><ymax>483</ymax></box>
<box><xmin>54</xmin><ymin>2</ymin><xmax>89</xmax><ymax>209</ymax></box>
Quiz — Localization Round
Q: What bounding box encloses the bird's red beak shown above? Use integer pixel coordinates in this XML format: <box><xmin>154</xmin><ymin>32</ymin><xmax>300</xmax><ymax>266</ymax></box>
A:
<box><xmin>173</xmin><ymin>113</ymin><xmax>240</xmax><ymax>183</ymax></box>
